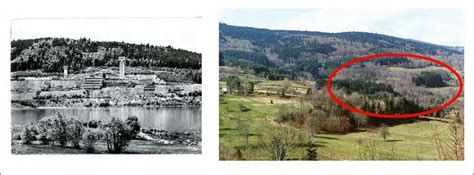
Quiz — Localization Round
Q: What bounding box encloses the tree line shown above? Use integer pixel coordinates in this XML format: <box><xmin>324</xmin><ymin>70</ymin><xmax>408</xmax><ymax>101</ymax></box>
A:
<box><xmin>11</xmin><ymin>37</ymin><xmax>201</xmax><ymax>73</ymax></box>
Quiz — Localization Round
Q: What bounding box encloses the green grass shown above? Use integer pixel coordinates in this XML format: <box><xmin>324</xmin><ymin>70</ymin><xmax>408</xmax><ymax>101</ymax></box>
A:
<box><xmin>219</xmin><ymin>94</ymin><xmax>452</xmax><ymax>160</ymax></box>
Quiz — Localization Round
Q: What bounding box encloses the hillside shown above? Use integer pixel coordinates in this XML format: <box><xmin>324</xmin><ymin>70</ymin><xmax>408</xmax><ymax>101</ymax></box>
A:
<box><xmin>11</xmin><ymin>37</ymin><xmax>202</xmax><ymax>73</ymax></box>
<box><xmin>219</xmin><ymin>23</ymin><xmax>463</xmax><ymax>80</ymax></box>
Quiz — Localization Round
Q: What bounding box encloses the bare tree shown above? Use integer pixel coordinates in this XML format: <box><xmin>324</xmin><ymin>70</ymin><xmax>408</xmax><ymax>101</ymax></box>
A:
<box><xmin>379</xmin><ymin>123</ymin><xmax>390</xmax><ymax>141</ymax></box>
<box><xmin>280</xmin><ymin>80</ymin><xmax>291</xmax><ymax>98</ymax></box>
<box><xmin>430</xmin><ymin>110</ymin><xmax>464</xmax><ymax>160</ymax></box>
<box><xmin>236</xmin><ymin>118</ymin><xmax>250</xmax><ymax>147</ymax></box>
<box><xmin>261</xmin><ymin>127</ymin><xmax>298</xmax><ymax>160</ymax></box>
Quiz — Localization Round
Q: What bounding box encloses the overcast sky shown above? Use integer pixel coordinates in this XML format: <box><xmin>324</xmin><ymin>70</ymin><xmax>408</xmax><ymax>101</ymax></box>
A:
<box><xmin>11</xmin><ymin>18</ymin><xmax>202</xmax><ymax>53</ymax></box>
<box><xmin>220</xmin><ymin>9</ymin><xmax>464</xmax><ymax>46</ymax></box>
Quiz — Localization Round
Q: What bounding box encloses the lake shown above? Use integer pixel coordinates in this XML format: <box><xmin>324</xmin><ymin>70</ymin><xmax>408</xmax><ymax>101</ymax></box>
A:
<box><xmin>11</xmin><ymin>107</ymin><xmax>201</xmax><ymax>133</ymax></box>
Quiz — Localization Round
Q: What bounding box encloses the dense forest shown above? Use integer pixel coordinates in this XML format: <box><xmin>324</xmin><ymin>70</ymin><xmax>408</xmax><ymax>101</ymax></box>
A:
<box><xmin>11</xmin><ymin>37</ymin><xmax>202</xmax><ymax>73</ymax></box>
<box><xmin>321</xmin><ymin>79</ymin><xmax>396</xmax><ymax>95</ymax></box>
<box><xmin>412</xmin><ymin>71</ymin><xmax>448</xmax><ymax>88</ymax></box>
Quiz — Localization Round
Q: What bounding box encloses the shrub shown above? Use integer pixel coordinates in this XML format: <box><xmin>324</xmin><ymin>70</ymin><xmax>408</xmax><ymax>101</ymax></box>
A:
<box><xmin>125</xmin><ymin>116</ymin><xmax>141</xmax><ymax>138</ymax></box>
<box><xmin>36</xmin><ymin>113</ymin><xmax>84</xmax><ymax>147</ymax></box>
<box><xmin>21</xmin><ymin>124</ymin><xmax>38</xmax><ymax>144</ymax></box>
<box><xmin>238</xmin><ymin>103</ymin><xmax>250</xmax><ymax>112</ymax></box>
<box><xmin>321</xmin><ymin>116</ymin><xmax>352</xmax><ymax>134</ymax></box>
<box><xmin>67</xmin><ymin>119</ymin><xmax>84</xmax><ymax>148</ymax></box>
<box><xmin>236</xmin><ymin>119</ymin><xmax>250</xmax><ymax>146</ymax></box>
<box><xmin>306</xmin><ymin>141</ymin><xmax>318</xmax><ymax>160</ymax></box>
<box><xmin>85</xmin><ymin>120</ymin><xmax>100</xmax><ymax>128</ymax></box>
<box><xmin>51</xmin><ymin>113</ymin><xmax>69</xmax><ymax>146</ymax></box>
<box><xmin>102</xmin><ymin>117</ymin><xmax>132</xmax><ymax>153</ymax></box>
<box><xmin>261</xmin><ymin>127</ymin><xmax>298</xmax><ymax>160</ymax></box>
<box><xmin>379</xmin><ymin>124</ymin><xmax>390</xmax><ymax>141</ymax></box>
<box><xmin>12</xmin><ymin>133</ymin><xmax>22</xmax><ymax>140</ymax></box>
<box><xmin>234</xmin><ymin>147</ymin><xmax>245</xmax><ymax>160</ymax></box>
<box><xmin>37</xmin><ymin>117</ymin><xmax>54</xmax><ymax>144</ymax></box>
<box><xmin>82</xmin><ymin>128</ymin><xmax>103</xmax><ymax>153</ymax></box>
<box><xmin>278</xmin><ymin>104</ymin><xmax>296</xmax><ymax>122</ymax></box>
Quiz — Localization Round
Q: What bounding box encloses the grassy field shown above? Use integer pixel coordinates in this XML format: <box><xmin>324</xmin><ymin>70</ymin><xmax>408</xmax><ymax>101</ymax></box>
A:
<box><xmin>219</xmin><ymin>94</ymin><xmax>452</xmax><ymax>160</ymax></box>
<box><xmin>11</xmin><ymin>140</ymin><xmax>200</xmax><ymax>154</ymax></box>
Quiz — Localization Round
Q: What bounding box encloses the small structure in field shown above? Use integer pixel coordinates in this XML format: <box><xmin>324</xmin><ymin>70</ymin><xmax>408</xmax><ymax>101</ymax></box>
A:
<box><xmin>81</xmin><ymin>76</ymin><xmax>103</xmax><ymax>90</ymax></box>
<box><xmin>63</xmin><ymin>66</ymin><xmax>68</xmax><ymax>79</ymax></box>
<box><xmin>144</xmin><ymin>84</ymin><xmax>156</xmax><ymax>97</ymax></box>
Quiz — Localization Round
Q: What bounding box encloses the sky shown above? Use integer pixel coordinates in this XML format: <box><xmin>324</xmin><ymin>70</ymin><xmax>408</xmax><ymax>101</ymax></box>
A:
<box><xmin>220</xmin><ymin>9</ymin><xmax>464</xmax><ymax>46</ymax></box>
<box><xmin>11</xmin><ymin>18</ymin><xmax>202</xmax><ymax>53</ymax></box>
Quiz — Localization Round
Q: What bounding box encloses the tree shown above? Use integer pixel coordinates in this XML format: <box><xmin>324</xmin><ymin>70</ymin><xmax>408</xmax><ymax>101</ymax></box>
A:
<box><xmin>261</xmin><ymin>127</ymin><xmax>298</xmax><ymax>160</ymax></box>
<box><xmin>102</xmin><ymin>117</ymin><xmax>132</xmax><ymax>153</ymax></box>
<box><xmin>280</xmin><ymin>80</ymin><xmax>291</xmax><ymax>98</ymax></box>
<box><xmin>379</xmin><ymin>124</ymin><xmax>390</xmax><ymax>141</ymax></box>
<box><xmin>412</xmin><ymin>71</ymin><xmax>448</xmax><ymax>88</ymax></box>
<box><xmin>306</xmin><ymin>141</ymin><xmax>318</xmax><ymax>160</ymax></box>
<box><xmin>219</xmin><ymin>52</ymin><xmax>225</xmax><ymax>66</ymax></box>
<box><xmin>241</xmin><ymin>81</ymin><xmax>255</xmax><ymax>96</ymax></box>
<box><xmin>226</xmin><ymin>76</ymin><xmax>241</xmax><ymax>94</ymax></box>
<box><xmin>236</xmin><ymin>118</ymin><xmax>250</xmax><ymax>146</ymax></box>
<box><xmin>306</xmin><ymin>87</ymin><xmax>313</xmax><ymax>95</ymax></box>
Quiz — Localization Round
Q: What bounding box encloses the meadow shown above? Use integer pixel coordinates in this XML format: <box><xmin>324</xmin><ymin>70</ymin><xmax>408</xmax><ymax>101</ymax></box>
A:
<box><xmin>219</xmin><ymin>81</ymin><xmax>454</xmax><ymax>160</ymax></box>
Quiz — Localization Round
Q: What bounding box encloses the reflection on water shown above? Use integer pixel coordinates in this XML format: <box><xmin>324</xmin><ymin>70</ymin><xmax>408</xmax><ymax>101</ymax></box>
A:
<box><xmin>11</xmin><ymin>107</ymin><xmax>201</xmax><ymax>133</ymax></box>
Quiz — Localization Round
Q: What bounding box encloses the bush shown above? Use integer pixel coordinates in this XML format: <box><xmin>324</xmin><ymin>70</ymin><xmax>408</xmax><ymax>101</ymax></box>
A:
<box><xmin>261</xmin><ymin>127</ymin><xmax>298</xmax><ymax>160</ymax></box>
<box><xmin>12</xmin><ymin>133</ymin><xmax>22</xmax><ymax>140</ymax></box>
<box><xmin>82</xmin><ymin>128</ymin><xmax>103</xmax><ymax>153</ymax></box>
<box><xmin>278</xmin><ymin>103</ymin><xmax>311</xmax><ymax>127</ymax></box>
<box><xmin>238</xmin><ymin>103</ymin><xmax>250</xmax><ymax>112</ymax></box>
<box><xmin>278</xmin><ymin>104</ymin><xmax>296</xmax><ymax>122</ymax></box>
<box><xmin>125</xmin><ymin>116</ymin><xmax>141</xmax><ymax>138</ymax></box>
<box><xmin>67</xmin><ymin>119</ymin><xmax>84</xmax><ymax>148</ymax></box>
<box><xmin>102</xmin><ymin>117</ymin><xmax>132</xmax><ymax>153</ymax></box>
<box><xmin>306</xmin><ymin>141</ymin><xmax>318</xmax><ymax>160</ymax></box>
<box><xmin>321</xmin><ymin>116</ymin><xmax>352</xmax><ymax>134</ymax></box>
<box><xmin>379</xmin><ymin>124</ymin><xmax>391</xmax><ymax>141</ymax></box>
<box><xmin>85</xmin><ymin>120</ymin><xmax>100</xmax><ymax>128</ymax></box>
<box><xmin>36</xmin><ymin>113</ymin><xmax>85</xmax><ymax>147</ymax></box>
<box><xmin>37</xmin><ymin>113</ymin><xmax>69</xmax><ymax>146</ymax></box>
<box><xmin>21</xmin><ymin>124</ymin><xmax>38</xmax><ymax>144</ymax></box>
<box><xmin>51</xmin><ymin>113</ymin><xmax>69</xmax><ymax>146</ymax></box>
<box><xmin>37</xmin><ymin>117</ymin><xmax>54</xmax><ymax>144</ymax></box>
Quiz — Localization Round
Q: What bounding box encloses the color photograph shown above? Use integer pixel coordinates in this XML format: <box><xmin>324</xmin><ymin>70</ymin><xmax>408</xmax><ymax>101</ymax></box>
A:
<box><xmin>218</xmin><ymin>9</ymin><xmax>464</xmax><ymax>160</ymax></box>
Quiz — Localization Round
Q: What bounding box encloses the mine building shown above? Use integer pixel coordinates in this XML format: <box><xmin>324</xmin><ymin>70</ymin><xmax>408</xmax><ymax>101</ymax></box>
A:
<box><xmin>144</xmin><ymin>83</ymin><xmax>156</xmax><ymax>97</ymax></box>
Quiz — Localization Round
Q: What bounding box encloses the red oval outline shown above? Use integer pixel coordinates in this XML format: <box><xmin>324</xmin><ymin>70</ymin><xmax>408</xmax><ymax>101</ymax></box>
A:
<box><xmin>327</xmin><ymin>53</ymin><xmax>463</xmax><ymax>118</ymax></box>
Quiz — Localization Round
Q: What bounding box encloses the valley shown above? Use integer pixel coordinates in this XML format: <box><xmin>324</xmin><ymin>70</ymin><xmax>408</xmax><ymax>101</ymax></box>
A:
<box><xmin>219</xmin><ymin>23</ymin><xmax>464</xmax><ymax>160</ymax></box>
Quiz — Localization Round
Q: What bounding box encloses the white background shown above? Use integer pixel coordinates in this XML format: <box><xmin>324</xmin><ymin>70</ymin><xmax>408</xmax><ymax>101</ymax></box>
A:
<box><xmin>0</xmin><ymin>0</ymin><xmax>472</xmax><ymax>175</ymax></box>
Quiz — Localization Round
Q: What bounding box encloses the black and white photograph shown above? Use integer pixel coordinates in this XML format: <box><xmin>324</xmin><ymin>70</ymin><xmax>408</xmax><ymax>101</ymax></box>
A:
<box><xmin>10</xmin><ymin>18</ymin><xmax>202</xmax><ymax>154</ymax></box>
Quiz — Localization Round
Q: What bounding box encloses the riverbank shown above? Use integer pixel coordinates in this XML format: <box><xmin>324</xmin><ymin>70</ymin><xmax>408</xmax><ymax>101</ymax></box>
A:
<box><xmin>11</xmin><ymin>124</ymin><xmax>201</xmax><ymax>154</ymax></box>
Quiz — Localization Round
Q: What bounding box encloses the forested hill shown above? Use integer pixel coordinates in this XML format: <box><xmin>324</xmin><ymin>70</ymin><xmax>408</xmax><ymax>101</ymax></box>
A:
<box><xmin>11</xmin><ymin>37</ymin><xmax>201</xmax><ymax>73</ymax></box>
<box><xmin>219</xmin><ymin>23</ymin><xmax>463</xmax><ymax>80</ymax></box>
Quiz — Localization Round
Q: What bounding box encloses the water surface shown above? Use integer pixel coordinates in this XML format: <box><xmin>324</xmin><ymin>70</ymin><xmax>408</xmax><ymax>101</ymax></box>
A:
<box><xmin>11</xmin><ymin>107</ymin><xmax>201</xmax><ymax>133</ymax></box>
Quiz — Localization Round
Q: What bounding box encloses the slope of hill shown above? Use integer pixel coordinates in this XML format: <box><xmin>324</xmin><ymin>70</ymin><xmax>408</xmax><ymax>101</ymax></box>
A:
<box><xmin>11</xmin><ymin>37</ymin><xmax>202</xmax><ymax>73</ymax></box>
<box><xmin>219</xmin><ymin>23</ymin><xmax>463</xmax><ymax>80</ymax></box>
<box><xmin>219</xmin><ymin>23</ymin><xmax>464</xmax><ymax>161</ymax></box>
